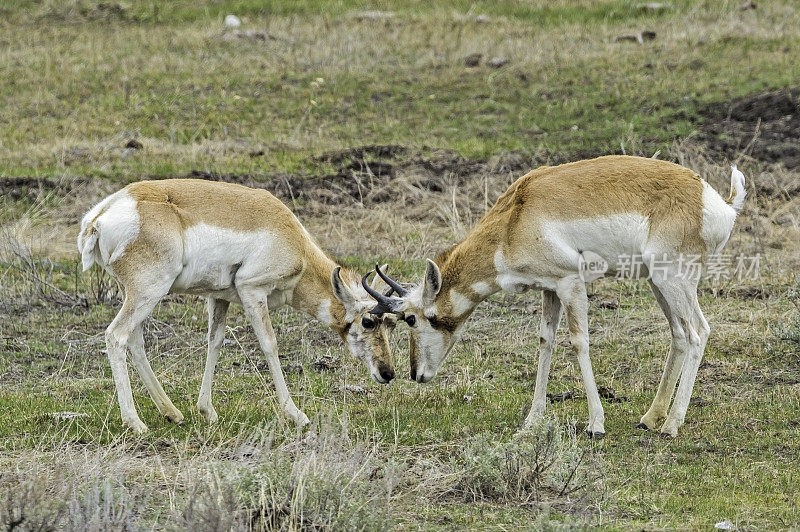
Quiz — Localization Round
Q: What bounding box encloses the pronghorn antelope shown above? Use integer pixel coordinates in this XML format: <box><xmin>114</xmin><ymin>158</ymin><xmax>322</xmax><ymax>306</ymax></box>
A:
<box><xmin>78</xmin><ymin>179</ymin><xmax>397</xmax><ymax>434</ymax></box>
<box><xmin>364</xmin><ymin>155</ymin><xmax>745</xmax><ymax>438</ymax></box>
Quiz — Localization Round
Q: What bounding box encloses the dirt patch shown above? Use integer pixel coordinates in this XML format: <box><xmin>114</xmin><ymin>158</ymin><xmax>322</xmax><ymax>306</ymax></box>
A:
<box><xmin>313</xmin><ymin>144</ymin><xmax>407</xmax><ymax>166</ymax></box>
<box><xmin>0</xmin><ymin>176</ymin><xmax>82</xmax><ymax>201</ymax></box>
<box><xmin>174</xmin><ymin>145</ymin><xmax>547</xmax><ymax>217</ymax></box>
<box><xmin>700</xmin><ymin>88</ymin><xmax>800</xmax><ymax>169</ymax></box>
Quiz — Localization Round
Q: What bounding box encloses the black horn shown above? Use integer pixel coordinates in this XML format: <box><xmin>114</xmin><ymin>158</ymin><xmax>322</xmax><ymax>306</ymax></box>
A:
<box><xmin>361</xmin><ymin>271</ymin><xmax>404</xmax><ymax>315</ymax></box>
<box><xmin>375</xmin><ymin>263</ymin><xmax>408</xmax><ymax>297</ymax></box>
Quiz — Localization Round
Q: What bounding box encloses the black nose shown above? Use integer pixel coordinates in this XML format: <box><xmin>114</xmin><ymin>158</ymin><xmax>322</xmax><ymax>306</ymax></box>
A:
<box><xmin>380</xmin><ymin>367</ymin><xmax>395</xmax><ymax>382</ymax></box>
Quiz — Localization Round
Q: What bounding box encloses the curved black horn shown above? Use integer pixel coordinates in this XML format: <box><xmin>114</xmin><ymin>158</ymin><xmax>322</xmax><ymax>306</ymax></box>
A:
<box><xmin>362</xmin><ymin>271</ymin><xmax>403</xmax><ymax>315</ymax></box>
<box><xmin>375</xmin><ymin>263</ymin><xmax>408</xmax><ymax>296</ymax></box>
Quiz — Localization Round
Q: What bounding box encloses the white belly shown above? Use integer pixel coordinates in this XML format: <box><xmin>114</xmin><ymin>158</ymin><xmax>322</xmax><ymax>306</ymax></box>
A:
<box><xmin>169</xmin><ymin>224</ymin><xmax>300</xmax><ymax>304</ymax></box>
<box><xmin>541</xmin><ymin>214</ymin><xmax>651</xmax><ymax>274</ymax></box>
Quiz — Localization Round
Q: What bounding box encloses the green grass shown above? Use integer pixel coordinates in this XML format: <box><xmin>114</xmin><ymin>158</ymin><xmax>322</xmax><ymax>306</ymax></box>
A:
<box><xmin>2</xmin><ymin>1</ymin><xmax>799</xmax><ymax>180</ymax></box>
<box><xmin>2</xmin><ymin>257</ymin><xmax>799</xmax><ymax>528</ymax></box>
<box><xmin>2</xmin><ymin>0</ymin><xmax>800</xmax><ymax>529</ymax></box>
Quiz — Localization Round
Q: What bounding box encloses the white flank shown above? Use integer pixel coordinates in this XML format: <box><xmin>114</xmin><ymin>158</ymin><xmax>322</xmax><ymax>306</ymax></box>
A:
<box><xmin>540</xmin><ymin>214</ymin><xmax>650</xmax><ymax>270</ymax></box>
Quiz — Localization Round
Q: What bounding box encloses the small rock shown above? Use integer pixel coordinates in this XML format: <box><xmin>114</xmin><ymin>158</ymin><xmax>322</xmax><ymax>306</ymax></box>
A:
<box><xmin>547</xmin><ymin>391</ymin><xmax>575</xmax><ymax>402</ymax></box>
<box><xmin>125</xmin><ymin>138</ymin><xmax>143</xmax><ymax>150</ymax></box>
<box><xmin>488</xmin><ymin>56</ymin><xmax>510</xmax><ymax>68</ymax></box>
<box><xmin>739</xmin><ymin>1</ymin><xmax>756</xmax><ymax>9</ymax></box>
<box><xmin>353</xmin><ymin>10</ymin><xmax>394</xmax><ymax>21</ymax></box>
<box><xmin>571</xmin><ymin>125</ymin><xmax>579</xmax><ymax>131</ymax></box>
<box><xmin>285</xmin><ymin>363</ymin><xmax>303</xmax><ymax>375</ymax></box>
<box><xmin>464</xmin><ymin>53</ymin><xmax>483</xmax><ymax>67</ymax></box>
<box><xmin>235</xmin><ymin>444</ymin><xmax>260</xmax><ymax>459</ymax></box>
<box><xmin>474</xmin><ymin>14</ymin><xmax>491</xmax><ymax>23</ymax></box>
<box><xmin>637</xmin><ymin>2</ymin><xmax>671</xmax><ymax>12</ymax></box>
<box><xmin>313</xmin><ymin>354</ymin><xmax>338</xmax><ymax>372</ymax></box>
<box><xmin>615</xmin><ymin>30</ymin><xmax>657</xmax><ymax>45</ymax></box>
<box><xmin>50</xmin><ymin>412</ymin><xmax>89</xmax><ymax>420</ymax></box>
<box><xmin>222</xmin><ymin>29</ymin><xmax>272</xmax><ymax>42</ymax></box>
<box><xmin>339</xmin><ymin>384</ymin><xmax>366</xmax><ymax>394</ymax></box>
<box><xmin>640</xmin><ymin>30</ymin><xmax>657</xmax><ymax>41</ymax></box>
<box><xmin>598</xmin><ymin>385</ymin><xmax>628</xmax><ymax>403</ymax></box>
<box><xmin>224</xmin><ymin>14</ymin><xmax>241</xmax><ymax>27</ymax></box>
<box><xmin>238</xmin><ymin>29</ymin><xmax>269</xmax><ymax>40</ymax></box>
<box><xmin>715</xmin><ymin>521</ymin><xmax>735</xmax><ymax>531</ymax></box>
<box><xmin>690</xmin><ymin>396</ymin><xmax>712</xmax><ymax>407</ymax></box>
<box><xmin>590</xmin><ymin>294</ymin><xmax>620</xmax><ymax>309</ymax></box>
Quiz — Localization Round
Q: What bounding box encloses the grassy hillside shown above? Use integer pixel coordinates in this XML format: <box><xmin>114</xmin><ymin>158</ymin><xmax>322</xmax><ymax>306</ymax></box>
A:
<box><xmin>1</xmin><ymin>1</ymin><xmax>799</xmax><ymax>529</ymax></box>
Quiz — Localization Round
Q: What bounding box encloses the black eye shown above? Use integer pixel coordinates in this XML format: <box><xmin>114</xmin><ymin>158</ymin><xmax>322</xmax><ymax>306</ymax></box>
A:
<box><xmin>404</xmin><ymin>315</ymin><xmax>417</xmax><ymax>327</ymax></box>
<box><xmin>361</xmin><ymin>317</ymin><xmax>376</xmax><ymax>329</ymax></box>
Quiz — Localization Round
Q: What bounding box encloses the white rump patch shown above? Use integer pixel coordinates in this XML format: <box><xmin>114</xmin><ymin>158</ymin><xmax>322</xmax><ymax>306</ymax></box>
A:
<box><xmin>701</xmin><ymin>180</ymin><xmax>738</xmax><ymax>256</ymax></box>
<box><xmin>92</xmin><ymin>191</ymin><xmax>140</xmax><ymax>267</ymax></box>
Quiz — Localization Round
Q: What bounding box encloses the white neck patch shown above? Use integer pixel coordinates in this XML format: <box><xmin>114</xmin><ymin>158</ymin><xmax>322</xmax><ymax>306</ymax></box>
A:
<box><xmin>316</xmin><ymin>298</ymin><xmax>332</xmax><ymax>325</ymax></box>
<box><xmin>449</xmin><ymin>289</ymin><xmax>474</xmax><ymax>317</ymax></box>
<box><xmin>471</xmin><ymin>281</ymin><xmax>494</xmax><ymax>297</ymax></box>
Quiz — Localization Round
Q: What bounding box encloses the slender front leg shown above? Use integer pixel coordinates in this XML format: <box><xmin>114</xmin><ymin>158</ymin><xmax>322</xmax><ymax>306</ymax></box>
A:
<box><xmin>197</xmin><ymin>298</ymin><xmax>229</xmax><ymax>423</ymax></box>
<box><xmin>557</xmin><ymin>278</ymin><xmax>605</xmax><ymax>437</ymax></box>
<box><xmin>523</xmin><ymin>290</ymin><xmax>562</xmax><ymax>429</ymax></box>
<box><xmin>238</xmin><ymin>287</ymin><xmax>309</xmax><ymax>426</ymax></box>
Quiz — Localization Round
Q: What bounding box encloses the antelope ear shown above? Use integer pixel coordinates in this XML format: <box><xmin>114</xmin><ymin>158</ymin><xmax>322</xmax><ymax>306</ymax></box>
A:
<box><xmin>370</xmin><ymin>263</ymin><xmax>390</xmax><ymax>291</ymax></box>
<box><xmin>422</xmin><ymin>259</ymin><xmax>442</xmax><ymax>306</ymax></box>
<box><xmin>331</xmin><ymin>267</ymin><xmax>356</xmax><ymax>309</ymax></box>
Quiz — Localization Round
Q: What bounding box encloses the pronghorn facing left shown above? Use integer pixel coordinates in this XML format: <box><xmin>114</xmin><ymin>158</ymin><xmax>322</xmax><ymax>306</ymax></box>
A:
<box><xmin>78</xmin><ymin>179</ymin><xmax>397</xmax><ymax>434</ymax></box>
<box><xmin>365</xmin><ymin>155</ymin><xmax>746</xmax><ymax>438</ymax></box>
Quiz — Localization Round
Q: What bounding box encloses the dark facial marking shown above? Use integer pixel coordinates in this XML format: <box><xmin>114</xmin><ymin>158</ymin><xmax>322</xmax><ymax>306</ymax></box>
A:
<box><xmin>429</xmin><ymin>314</ymin><xmax>459</xmax><ymax>334</ymax></box>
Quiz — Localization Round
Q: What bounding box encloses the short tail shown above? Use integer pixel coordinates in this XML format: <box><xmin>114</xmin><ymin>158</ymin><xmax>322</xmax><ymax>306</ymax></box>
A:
<box><xmin>77</xmin><ymin>192</ymin><xmax>116</xmax><ymax>272</ymax></box>
<box><xmin>727</xmin><ymin>164</ymin><xmax>746</xmax><ymax>213</ymax></box>
<box><xmin>77</xmin><ymin>219</ymin><xmax>100</xmax><ymax>272</ymax></box>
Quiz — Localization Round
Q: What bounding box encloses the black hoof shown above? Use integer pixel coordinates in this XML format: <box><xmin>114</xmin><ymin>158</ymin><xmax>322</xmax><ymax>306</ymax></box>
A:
<box><xmin>635</xmin><ymin>422</ymin><xmax>650</xmax><ymax>430</ymax></box>
<box><xmin>659</xmin><ymin>432</ymin><xmax>674</xmax><ymax>439</ymax></box>
<box><xmin>586</xmin><ymin>430</ymin><xmax>605</xmax><ymax>440</ymax></box>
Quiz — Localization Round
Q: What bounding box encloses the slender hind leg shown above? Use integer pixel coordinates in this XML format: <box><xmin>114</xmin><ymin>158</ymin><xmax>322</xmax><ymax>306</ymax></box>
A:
<box><xmin>129</xmin><ymin>324</ymin><xmax>184</xmax><ymax>423</ymax></box>
<box><xmin>660</xmin><ymin>289</ymin><xmax>709</xmax><ymax>437</ymax></box>
<box><xmin>197</xmin><ymin>298</ymin><xmax>229</xmax><ymax>423</ymax></box>
<box><xmin>238</xmin><ymin>286</ymin><xmax>309</xmax><ymax>426</ymax></box>
<box><xmin>638</xmin><ymin>279</ymin><xmax>689</xmax><ymax>430</ymax></box>
<box><xmin>523</xmin><ymin>290</ymin><xmax>562</xmax><ymax>429</ymax></box>
<box><xmin>557</xmin><ymin>277</ymin><xmax>605</xmax><ymax>437</ymax></box>
<box><xmin>106</xmin><ymin>286</ymin><xmax>170</xmax><ymax>433</ymax></box>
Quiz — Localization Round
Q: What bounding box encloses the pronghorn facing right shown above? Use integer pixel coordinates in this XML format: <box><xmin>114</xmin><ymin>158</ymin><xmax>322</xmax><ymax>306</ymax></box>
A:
<box><xmin>78</xmin><ymin>179</ymin><xmax>398</xmax><ymax>434</ymax></box>
<box><xmin>364</xmin><ymin>156</ymin><xmax>745</xmax><ymax>438</ymax></box>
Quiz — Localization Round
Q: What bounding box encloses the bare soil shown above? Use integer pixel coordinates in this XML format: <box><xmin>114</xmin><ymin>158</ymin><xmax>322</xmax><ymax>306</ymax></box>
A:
<box><xmin>176</xmin><ymin>146</ymin><xmax>542</xmax><ymax>213</ymax></box>
<box><xmin>700</xmin><ymin>88</ymin><xmax>800</xmax><ymax>171</ymax></box>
